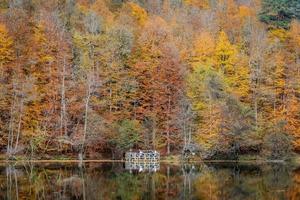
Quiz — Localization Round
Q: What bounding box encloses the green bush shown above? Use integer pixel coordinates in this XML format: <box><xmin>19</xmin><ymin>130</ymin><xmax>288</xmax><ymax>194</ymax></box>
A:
<box><xmin>115</xmin><ymin>119</ymin><xmax>142</xmax><ymax>151</ymax></box>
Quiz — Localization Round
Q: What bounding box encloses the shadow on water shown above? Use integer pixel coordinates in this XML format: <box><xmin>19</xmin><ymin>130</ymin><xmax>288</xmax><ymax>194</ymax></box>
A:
<box><xmin>0</xmin><ymin>161</ymin><xmax>300</xmax><ymax>200</ymax></box>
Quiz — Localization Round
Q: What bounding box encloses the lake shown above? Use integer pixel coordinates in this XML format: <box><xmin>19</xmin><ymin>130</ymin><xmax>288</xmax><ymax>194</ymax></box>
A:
<box><xmin>1</xmin><ymin>161</ymin><xmax>300</xmax><ymax>200</ymax></box>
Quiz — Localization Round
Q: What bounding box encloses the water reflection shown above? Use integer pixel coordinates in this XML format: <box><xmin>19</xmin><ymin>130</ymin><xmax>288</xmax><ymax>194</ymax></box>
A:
<box><xmin>0</xmin><ymin>162</ymin><xmax>300</xmax><ymax>200</ymax></box>
<box><xmin>125</xmin><ymin>161</ymin><xmax>160</xmax><ymax>173</ymax></box>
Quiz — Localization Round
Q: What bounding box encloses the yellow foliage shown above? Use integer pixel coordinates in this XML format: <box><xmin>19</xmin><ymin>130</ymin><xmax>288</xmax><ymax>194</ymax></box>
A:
<box><xmin>184</xmin><ymin>0</ymin><xmax>210</xmax><ymax>9</ymax></box>
<box><xmin>33</xmin><ymin>24</ymin><xmax>54</xmax><ymax>63</ymax></box>
<box><xmin>233</xmin><ymin>55</ymin><xmax>250</xmax><ymax>99</ymax></box>
<box><xmin>215</xmin><ymin>31</ymin><xmax>237</xmax><ymax>71</ymax></box>
<box><xmin>186</xmin><ymin>65</ymin><xmax>210</xmax><ymax>111</ymax></box>
<box><xmin>187</xmin><ymin>65</ymin><xmax>223</xmax><ymax>151</ymax></box>
<box><xmin>273</xmin><ymin>52</ymin><xmax>286</xmax><ymax>96</ymax></box>
<box><xmin>0</xmin><ymin>23</ymin><xmax>13</xmax><ymax>65</ymax></box>
<box><xmin>239</xmin><ymin>5</ymin><xmax>252</xmax><ymax>18</ymax></box>
<box><xmin>214</xmin><ymin>30</ymin><xmax>250</xmax><ymax>100</ymax></box>
<box><xmin>127</xmin><ymin>2</ymin><xmax>147</xmax><ymax>26</ymax></box>
<box><xmin>196</xmin><ymin>104</ymin><xmax>222</xmax><ymax>151</ymax></box>
<box><xmin>290</xmin><ymin>20</ymin><xmax>300</xmax><ymax>48</ymax></box>
<box><xmin>192</xmin><ymin>31</ymin><xmax>215</xmax><ymax>68</ymax></box>
<box><xmin>269</xmin><ymin>28</ymin><xmax>289</xmax><ymax>43</ymax></box>
<box><xmin>73</xmin><ymin>31</ymin><xmax>102</xmax><ymax>70</ymax></box>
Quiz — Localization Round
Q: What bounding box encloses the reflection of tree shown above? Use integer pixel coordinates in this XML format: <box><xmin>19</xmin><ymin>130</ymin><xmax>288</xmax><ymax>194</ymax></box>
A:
<box><xmin>181</xmin><ymin>164</ymin><xmax>196</xmax><ymax>199</ymax></box>
<box><xmin>261</xmin><ymin>163</ymin><xmax>292</xmax><ymax>199</ymax></box>
<box><xmin>192</xmin><ymin>163</ymin><xmax>294</xmax><ymax>200</ymax></box>
<box><xmin>5</xmin><ymin>165</ymin><xmax>19</xmax><ymax>200</ymax></box>
<box><xmin>114</xmin><ymin>173</ymin><xmax>142</xmax><ymax>200</ymax></box>
<box><xmin>193</xmin><ymin>165</ymin><xmax>219</xmax><ymax>200</ymax></box>
<box><xmin>0</xmin><ymin>162</ymin><xmax>299</xmax><ymax>199</ymax></box>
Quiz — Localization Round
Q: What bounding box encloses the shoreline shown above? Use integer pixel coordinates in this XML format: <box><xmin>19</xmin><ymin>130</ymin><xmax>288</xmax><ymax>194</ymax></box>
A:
<box><xmin>0</xmin><ymin>159</ymin><xmax>293</xmax><ymax>164</ymax></box>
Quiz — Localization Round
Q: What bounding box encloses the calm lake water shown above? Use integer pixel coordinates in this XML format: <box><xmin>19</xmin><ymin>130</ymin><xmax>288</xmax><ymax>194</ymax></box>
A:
<box><xmin>1</xmin><ymin>161</ymin><xmax>300</xmax><ymax>200</ymax></box>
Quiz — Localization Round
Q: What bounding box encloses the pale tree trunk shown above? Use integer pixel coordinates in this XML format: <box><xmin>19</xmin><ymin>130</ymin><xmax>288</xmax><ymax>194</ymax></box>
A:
<box><xmin>167</xmin><ymin>95</ymin><xmax>171</xmax><ymax>155</ymax></box>
<box><xmin>83</xmin><ymin>85</ymin><xmax>91</xmax><ymax>148</ymax></box>
<box><xmin>6</xmin><ymin>165</ymin><xmax>19</xmax><ymax>200</ymax></box>
<box><xmin>14</xmin><ymin>99</ymin><xmax>23</xmax><ymax>153</ymax></box>
<box><xmin>81</xmin><ymin>75</ymin><xmax>93</xmax><ymax>159</ymax></box>
<box><xmin>108</xmin><ymin>63</ymin><xmax>112</xmax><ymax>113</ymax></box>
<box><xmin>188</xmin><ymin>126</ymin><xmax>192</xmax><ymax>145</ymax></box>
<box><xmin>209</xmin><ymin>94</ymin><xmax>212</xmax><ymax>135</ymax></box>
<box><xmin>180</xmin><ymin>98</ymin><xmax>192</xmax><ymax>151</ymax></box>
<box><xmin>253</xmin><ymin>61</ymin><xmax>260</xmax><ymax>129</ymax></box>
<box><xmin>7</xmin><ymin>92</ymin><xmax>17</xmax><ymax>156</ymax></box>
<box><xmin>152</xmin><ymin>119</ymin><xmax>156</xmax><ymax>150</ymax></box>
<box><xmin>183</xmin><ymin>119</ymin><xmax>186</xmax><ymax>148</ymax></box>
<box><xmin>109</xmin><ymin>87</ymin><xmax>112</xmax><ymax>113</ymax></box>
<box><xmin>60</xmin><ymin>57</ymin><xmax>67</xmax><ymax>136</ymax></box>
<box><xmin>165</xmin><ymin>166</ymin><xmax>170</xmax><ymax>200</ymax></box>
<box><xmin>254</xmin><ymin>97</ymin><xmax>258</xmax><ymax>128</ymax></box>
<box><xmin>80</xmin><ymin>166</ymin><xmax>86</xmax><ymax>200</ymax></box>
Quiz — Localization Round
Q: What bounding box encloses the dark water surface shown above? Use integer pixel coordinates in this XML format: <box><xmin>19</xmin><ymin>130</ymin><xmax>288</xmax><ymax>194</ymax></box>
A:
<box><xmin>1</xmin><ymin>161</ymin><xmax>300</xmax><ymax>200</ymax></box>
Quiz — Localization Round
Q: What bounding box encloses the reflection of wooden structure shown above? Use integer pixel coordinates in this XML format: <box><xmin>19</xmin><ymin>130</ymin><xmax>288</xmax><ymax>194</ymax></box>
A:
<box><xmin>125</xmin><ymin>161</ymin><xmax>160</xmax><ymax>172</ymax></box>
<box><xmin>125</xmin><ymin>150</ymin><xmax>160</xmax><ymax>162</ymax></box>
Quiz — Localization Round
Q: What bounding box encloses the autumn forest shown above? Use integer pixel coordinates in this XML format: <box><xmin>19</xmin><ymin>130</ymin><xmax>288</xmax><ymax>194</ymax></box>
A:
<box><xmin>0</xmin><ymin>0</ymin><xmax>300</xmax><ymax>160</ymax></box>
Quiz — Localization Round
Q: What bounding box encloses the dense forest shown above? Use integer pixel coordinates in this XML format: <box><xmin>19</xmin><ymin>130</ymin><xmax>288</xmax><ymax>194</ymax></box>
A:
<box><xmin>0</xmin><ymin>0</ymin><xmax>299</xmax><ymax>160</ymax></box>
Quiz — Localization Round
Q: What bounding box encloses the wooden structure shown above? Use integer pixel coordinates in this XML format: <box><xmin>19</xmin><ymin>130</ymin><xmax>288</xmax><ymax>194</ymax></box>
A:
<box><xmin>125</xmin><ymin>150</ymin><xmax>160</xmax><ymax>162</ymax></box>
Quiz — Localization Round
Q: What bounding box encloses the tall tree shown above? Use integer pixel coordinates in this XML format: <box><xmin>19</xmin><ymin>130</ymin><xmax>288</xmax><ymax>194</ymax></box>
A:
<box><xmin>215</xmin><ymin>30</ymin><xmax>250</xmax><ymax>100</ymax></box>
<box><xmin>0</xmin><ymin>23</ymin><xmax>14</xmax><ymax>154</ymax></box>
<box><xmin>131</xmin><ymin>17</ymin><xmax>184</xmax><ymax>154</ymax></box>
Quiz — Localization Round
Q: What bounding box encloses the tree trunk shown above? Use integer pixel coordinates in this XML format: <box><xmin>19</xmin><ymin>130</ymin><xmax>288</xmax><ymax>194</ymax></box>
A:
<box><xmin>82</xmin><ymin>79</ymin><xmax>92</xmax><ymax>156</ymax></box>
<box><xmin>152</xmin><ymin>119</ymin><xmax>156</xmax><ymax>150</ymax></box>
<box><xmin>60</xmin><ymin>57</ymin><xmax>67</xmax><ymax>136</ymax></box>
<box><xmin>7</xmin><ymin>93</ymin><xmax>17</xmax><ymax>156</ymax></box>
<box><xmin>167</xmin><ymin>95</ymin><xmax>171</xmax><ymax>155</ymax></box>
<box><xmin>14</xmin><ymin>99</ymin><xmax>23</xmax><ymax>153</ymax></box>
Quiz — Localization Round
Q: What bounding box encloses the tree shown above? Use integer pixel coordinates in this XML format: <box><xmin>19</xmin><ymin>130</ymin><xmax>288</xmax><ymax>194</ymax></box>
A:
<box><xmin>22</xmin><ymin>23</ymin><xmax>55</xmax><ymax>136</ymax></box>
<box><xmin>216</xmin><ymin>0</ymin><xmax>243</xmax><ymax>41</ymax></box>
<box><xmin>215</xmin><ymin>31</ymin><xmax>237</xmax><ymax>79</ymax></box>
<box><xmin>0</xmin><ymin>23</ymin><xmax>14</xmax><ymax>155</ymax></box>
<box><xmin>72</xmin><ymin>29</ymin><xmax>100</xmax><ymax>156</ymax></box>
<box><xmin>130</xmin><ymin>17</ymin><xmax>184</xmax><ymax>154</ymax></box>
<box><xmin>0</xmin><ymin>23</ymin><xmax>14</xmax><ymax>110</ymax></box>
<box><xmin>248</xmin><ymin>23</ymin><xmax>268</xmax><ymax>128</ymax></box>
<box><xmin>215</xmin><ymin>30</ymin><xmax>250</xmax><ymax>100</ymax></box>
<box><xmin>218</xmin><ymin>96</ymin><xmax>255</xmax><ymax>159</ymax></box>
<box><xmin>0</xmin><ymin>24</ymin><xmax>13</xmax><ymax>67</ymax></box>
<box><xmin>96</xmin><ymin>26</ymin><xmax>135</xmax><ymax>119</ymax></box>
<box><xmin>190</xmin><ymin>31</ymin><xmax>215</xmax><ymax>68</ymax></box>
<box><xmin>262</xmin><ymin>121</ymin><xmax>292</xmax><ymax>160</ymax></box>
<box><xmin>259</xmin><ymin>0</ymin><xmax>300</xmax><ymax>29</ymax></box>
<box><xmin>187</xmin><ymin>66</ymin><xmax>224</xmax><ymax>158</ymax></box>
<box><xmin>127</xmin><ymin>2</ymin><xmax>148</xmax><ymax>26</ymax></box>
